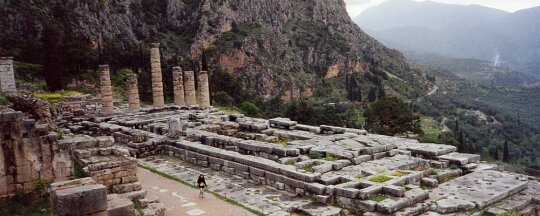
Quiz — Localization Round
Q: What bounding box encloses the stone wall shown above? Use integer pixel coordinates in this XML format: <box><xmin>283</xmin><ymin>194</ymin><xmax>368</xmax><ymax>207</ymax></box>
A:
<box><xmin>0</xmin><ymin>112</ymin><xmax>71</xmax><ymax>199</ymax></box>
<box><xmin>0</xmin><ymin>57</ymin><xmax>16</xmax><ymax>93</ymax></box>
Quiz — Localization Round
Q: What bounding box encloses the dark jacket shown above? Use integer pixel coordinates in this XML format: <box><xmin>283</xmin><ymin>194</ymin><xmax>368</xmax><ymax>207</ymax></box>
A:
<box><xmin>197</xmin><ymin>177</ymin><xmax>207</xmax><ymax>189</ymax></box>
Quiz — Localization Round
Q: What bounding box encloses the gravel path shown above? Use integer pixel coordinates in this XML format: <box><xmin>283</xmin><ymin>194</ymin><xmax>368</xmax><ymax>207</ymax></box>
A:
<box><xmin>138</xmin><ymin>167</ymin><xmax>253</xmax><ymax>216</ymax></box>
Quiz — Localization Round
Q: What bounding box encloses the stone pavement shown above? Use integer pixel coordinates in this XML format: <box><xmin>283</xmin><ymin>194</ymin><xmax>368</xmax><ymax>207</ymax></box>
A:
<box><xmin>138</xmin><ymin>166</ymin><xmax>253</xmax><ymax>216</ymax></box>
<box><xmin>139</xmin><ymin>156</ymin><xmax>343</xmax><ymax>216</ymax></box>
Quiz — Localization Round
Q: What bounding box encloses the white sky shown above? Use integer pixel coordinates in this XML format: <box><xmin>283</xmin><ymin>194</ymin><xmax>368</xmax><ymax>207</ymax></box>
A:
<box><xmin>345</xmin><ymin>0</ymin><xmax>540</xmax><ymax>17</ymax></box>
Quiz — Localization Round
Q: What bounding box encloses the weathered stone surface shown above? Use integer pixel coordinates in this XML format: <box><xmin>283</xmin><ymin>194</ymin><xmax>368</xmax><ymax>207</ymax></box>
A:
<box><xmin>198</xmin><ymin>70</ymin><xmax>210</xmax><ymax>107</ymax></box>
<box><xmin>107</xmin><ymin>196</ymin><xmax>136</xmax><ymax>216</ymax></box>
<box><xmin>100</xmin><ymin>65</ymin><xmax>114</xmax><ymax>114</ymax></box>
<box><xmin>0</xmin><ymin>57</ymin><xmax>16</xmax><ymax>93</ymax></box>
<box><xmin>52</xmin><ymin>184</ymin><xmax>108</xmax><ymax>216</ymax></box>
<box><xmin>183</xmin><ymin>71</ymin><xmax>196</xmax><ymax>106</ymax></box>
<box><xmin>127</xmin><ymin>74</ymin><xmax>141</xmax><ymax>111</ymax></box>
<box><xmin>149</xmin><ymin>43</ymin><xmax>164</xmax><ymax>107</ymax></box>
<box><xmin>172</xmin><ymin>66</ymin><xmax>185</xmax><ymax>106</ymax></box>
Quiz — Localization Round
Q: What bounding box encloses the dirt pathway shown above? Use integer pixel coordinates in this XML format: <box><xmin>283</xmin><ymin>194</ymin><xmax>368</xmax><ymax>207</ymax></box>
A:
<box><xmin>137</xmin><ymin>167</ymin><xmax>253</xmax><ymax>216</ymax></box>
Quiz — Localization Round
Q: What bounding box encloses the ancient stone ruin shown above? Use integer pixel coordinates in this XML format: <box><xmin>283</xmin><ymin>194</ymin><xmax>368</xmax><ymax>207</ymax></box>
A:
<box><xmin>61</xmin><ymin>105</ymin><xmax>539</xmax><ymax>215</ymax></box>
<box><xmin>150</xmin><ymin>43</ymin><xmax>165</xmax><ymax>107</ymax></box>
<box><xmin>127</xmin><ymin>74</ymin><xmax>141</xmax><ymax>111</ymax></box>
<box><xmin>172</xmin><ymin>66</ymin><xmax>185</xmax><ymax>106</ymax></box>
<box><xmin>100</xmin><ymin>65</ymin><xmax>114</xmax><ymax>115</ymax></box>
<box><xmin>1</xmin><ymin>44</ymin><xmax>538</xmax><ymax>216</ymax></box>
<box><xmin>0</xmin><ymin>57</ymin><xmax>16</xmax><ymax>93</ymax></box>
<box><xmin>183</xmin><ymin>70</ymin><xmax>197</xmax><ymax>106</ymax></box>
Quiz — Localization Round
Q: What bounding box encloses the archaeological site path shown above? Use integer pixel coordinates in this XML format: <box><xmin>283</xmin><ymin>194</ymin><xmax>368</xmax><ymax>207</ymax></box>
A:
<box><xmin>138</xmin><ymin>167</ymin><xmax>252</xmax><ymax>216</ymax></box>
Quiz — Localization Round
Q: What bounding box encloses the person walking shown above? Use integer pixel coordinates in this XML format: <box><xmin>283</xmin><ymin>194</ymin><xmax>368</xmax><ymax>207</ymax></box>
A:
<box><xmin>197</xmin><ymin>174</ymin><xmax>207</xmax><ymax>198</ymax></box>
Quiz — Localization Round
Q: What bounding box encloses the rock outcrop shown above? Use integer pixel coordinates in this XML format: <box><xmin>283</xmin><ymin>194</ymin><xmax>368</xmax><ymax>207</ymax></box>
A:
<box><xmin>0</xmin><ymin>0</ymin><xmax>427</xmax><ymax>99</ymax></box>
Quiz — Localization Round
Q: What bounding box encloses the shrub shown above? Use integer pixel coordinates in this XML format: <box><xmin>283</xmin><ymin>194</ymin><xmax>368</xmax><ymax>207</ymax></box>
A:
<box><xmin>239</xmin><ymin>101</ymin><xmax>261</xmax><ymax>117</ymax></box>
<box><xmin>0</xmin><ymin>97</ymin><xmax>7</xmax><ymax>105</ymax></box>
<box><xmin>309</xmin><ymin>151</ymin><xmax>323</xmax><ymax>159</ymax></box>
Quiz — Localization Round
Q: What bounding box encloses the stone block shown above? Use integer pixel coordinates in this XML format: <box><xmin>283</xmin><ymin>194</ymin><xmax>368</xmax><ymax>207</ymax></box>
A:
<box><xmin>383</xmin><ymin>185</ymin><xmax>405</xmax><ymax>197</ymax></box>
<box><xmin>421</xmin><ymin>178</ymin><xmax>438</xmax><ymax>188</ymax></box>
<box><xmin>52</xmin><ymin>184</ymin><xmax>107</xmax><ymax>216</ymax></box>
<box><xmin>107</xmin><ymin>197</ymin><xmax>136</xmax><ymax>216</ymax></box>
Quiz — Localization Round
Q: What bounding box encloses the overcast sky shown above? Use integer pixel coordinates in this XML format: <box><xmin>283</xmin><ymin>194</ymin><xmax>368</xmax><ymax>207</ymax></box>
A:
<box><xmin>345</xmin><ymin>0</ymin><xmax>540</xmax><ymax>17</ymax></box>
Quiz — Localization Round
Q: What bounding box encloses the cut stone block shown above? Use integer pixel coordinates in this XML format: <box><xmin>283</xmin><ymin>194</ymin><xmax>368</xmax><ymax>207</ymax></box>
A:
<box><xmin>52</xmin><ymin>184</ymin><xmax>107</xmax><ymax>216</ymax></box>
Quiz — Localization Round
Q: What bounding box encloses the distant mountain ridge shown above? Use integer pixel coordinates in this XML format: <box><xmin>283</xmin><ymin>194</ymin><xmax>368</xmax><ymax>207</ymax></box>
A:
<box><xmin>354</xmin><ymin>0</ymin><xmax>540</xmax><ymax>77</ymax></box>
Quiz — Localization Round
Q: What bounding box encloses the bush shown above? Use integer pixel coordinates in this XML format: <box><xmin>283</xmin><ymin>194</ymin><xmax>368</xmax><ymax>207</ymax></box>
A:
<box><xmin>239</xmin><ymin>101</ymin><xmax>261</xmax><ymax>117</ymax></box>
<box><xmin>213</xmin><ymin>91</ymin><xmax>235</xmax><ymax>106</ymax></box>
<box><xmin>0</xmin><ymin>97</ymin><xmax>8</xmax><ymax>105</ymax></box>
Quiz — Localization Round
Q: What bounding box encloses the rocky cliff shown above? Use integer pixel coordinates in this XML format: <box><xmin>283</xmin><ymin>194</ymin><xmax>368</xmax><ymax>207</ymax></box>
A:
<box><xmin>0</xmin><ymin>0</ymin><xmax>427</xmax><ymax>100</ymax></box>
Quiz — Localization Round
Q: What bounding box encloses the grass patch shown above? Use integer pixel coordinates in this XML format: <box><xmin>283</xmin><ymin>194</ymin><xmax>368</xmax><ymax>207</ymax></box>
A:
<box><xmin>138</xmin><ymin>164</ymin><xmax>265</xmax><ymax>216</ymax></box>
<box><xmin>368</xmin><ymin>194</ymin><xmax>388</xmax><ymax>202</ymax></box>
<box><xmin>276</xmin><ymin>138</ymin><xmax>288</xmax><ymax>146</ymax></box>
<box><xmin>450</xmin><ymin>164</ymin><xmax>460</xmax><ymax>170</ymax></box>
<box><xmin>355</xmin><ymin>174</ymin><xmax>367</xmax><ymax>179</ymax></box>
<box><xmin>34</xmin><ymin>91</ymin><xmax>83</xmax><ymax>103</ymax></box>
<box><xmin>368</xmin><ymin>175</ymin><xmax>392</xmax><ymax>183</ymax></box>
<box><xmin>215</xmin><ymin>105</ymin><xmax>241</xmax><ymax>115</ymax></box>
<box><xmin>285</xmin><ymin>160</ymin><xmax>296</xmax><ymax>166</ymax></box>
<box><xmin>301</xmin><ymin>164</ymin><xmax>315</xmax><ymax>172</ymax></box>
<box><xmin>324</xmin><ymin>154</ymin><xmax>339</xmax><ymax>161</ymax></box>
<box><xmin>391</xmin><ymin>171</ymin><xmax>406</xmax><ymax>177</ymax></box>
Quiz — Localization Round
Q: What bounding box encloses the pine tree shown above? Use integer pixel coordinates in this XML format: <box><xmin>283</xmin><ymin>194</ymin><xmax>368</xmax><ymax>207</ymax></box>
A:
<box><xmin>458</xmin><ymin>130</ymin><xmax>465</xmax><ymax>153</ymax></box>
<box><xmin>503</xmin><ymin>140</ymin><xmax>510</xmax><ymax>162</ymax></box>
<box><xmin>368</xmin><ymin>87</ymin><xmax>377</xmax><ymax>102</ymax></box>
<box><xmin>378</xmin><ymin>86</ymin><xmax>386</xmax><ymax>99</ymax></box>
<box><xmin>493</xmin><ymin>148</ymin><xmax>499</xmax><ymax>160</ymax></box>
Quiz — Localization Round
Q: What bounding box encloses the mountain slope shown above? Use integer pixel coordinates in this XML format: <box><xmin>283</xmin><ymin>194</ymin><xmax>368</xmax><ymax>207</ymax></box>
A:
<box><xmin>0</xmin><ymin>0</ymin><xmax>427</xmax><ymax>102</ymax></box>
<box><xmin>354</xmin><ymin>0</ymin><xmax>540</xmax><ymax>76</ymax></box>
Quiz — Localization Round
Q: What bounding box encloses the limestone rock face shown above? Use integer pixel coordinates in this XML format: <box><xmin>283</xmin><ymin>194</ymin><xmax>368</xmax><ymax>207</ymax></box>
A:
<box><xmin>0</xmin><ymin>0</ymin><xmax>426</xmax><ymax>99</ymax></box>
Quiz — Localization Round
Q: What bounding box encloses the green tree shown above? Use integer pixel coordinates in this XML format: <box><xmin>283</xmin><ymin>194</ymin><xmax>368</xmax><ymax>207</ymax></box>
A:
<box><xmin>364</xmin><ymin>97</ymin><xmax>422</xmax><ymax>136</ymax></box>
<box><xmin>239</xmin><ymin>101</ymin><xmax>261</xmax><ymax>117</ymax></box>
<box><xmin>367</xmin><ymin>87</ymin><xmax>377</xmax><ymax>102</ymax></box>
<box><xmin>503</xmin><ymin>140</ymin><xmax>510</xmax><ymax>162</ymax></box>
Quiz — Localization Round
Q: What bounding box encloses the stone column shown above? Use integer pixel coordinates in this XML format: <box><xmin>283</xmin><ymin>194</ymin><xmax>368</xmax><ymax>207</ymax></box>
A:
<box><xmin>198</xmin><ymin>71</ymin><xmax>211</xmax><ymax>108</ymax></box>
<box><xmin>150</xmin><ymin>43</ymin><xmax>164</xmax><ymax>107</ymax></box>
<box><xmin>172</xmin><ymin>67</ymin><xmax>185</xmax><ymax>106</ymax></box>
<box><xmin>99</xmin><ymin>65</ymin><xmax>114</xmax><ymax>114</ymax></box>
<box><xmin>0</xmin><ymin>57</ymin><xmax>16</xmax><ymax>93</ymax></box>
<box><xmin>184</xmin><ymin>71</ymin><xmax>196</xmax><ymax>106</ymax></box>
<box><xmin>127</xmin><ymin>74</ymin><xmax>141</xmax><ymax>111</ymax></box>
